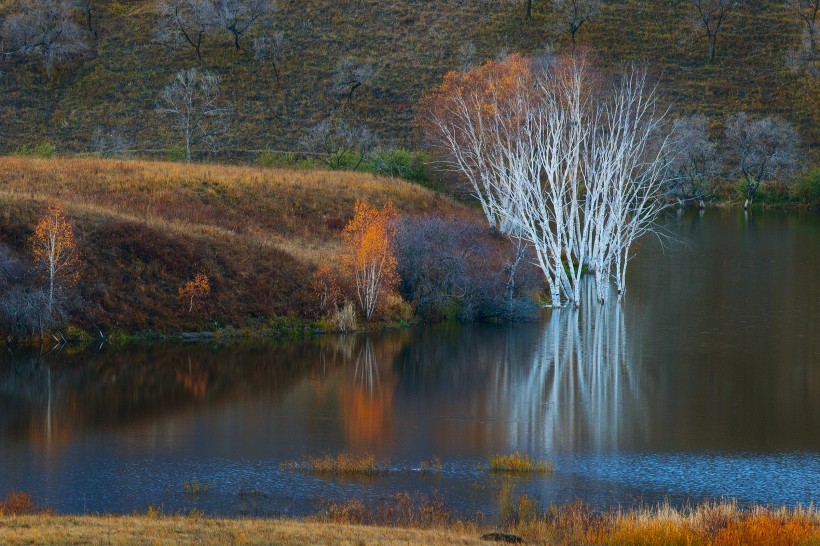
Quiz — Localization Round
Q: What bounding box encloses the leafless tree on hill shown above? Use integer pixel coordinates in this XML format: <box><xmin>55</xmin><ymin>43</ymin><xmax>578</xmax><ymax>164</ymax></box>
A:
<box><xmin>157</xmin><ymin>68</ymin><xmax>229</xmax><ymax>162</ymax></box>
<box><xmin>300</xmin><ymin>117</ymin><xmax>377</xmax><ymax>170</ymax></box>
<box><xmin>212</xmin><ymin>0</ymin><xmax>277</xmax><ymax>51</ymax></box>
<box><xmin>73</xmin><ymin>0</ymin><xmax>100</xmax><ymax>37</ymax></box>
<box><xmin>785</xmin><ymin>0</ymin><xmax>819</xmax><ymax>77</ymax></box>
<box><xmin>333</xmin><ymin>57</ymin><xmax>376</xmax><ymax>103</ymax></box>
<box><xmin>552</xmin><ymin>0</ymin><xmax>600</xmax><ymax>45</ymax></box>
<box><xmin>3</xmin><ymin>0</ymin><xmax>88</xmax><ymax>78</ymax></box>
<box><xmin>253</xmin><ymin>30</ymin><xmax>284</xmax><ymax>81</ymax></box>
<box><xmin>685</xmin><ymin>0</ymin><xmax>744</xmax><ymax>63</ymax></box>
<box><xmin>157</xmin><ymin>0</ymin><xmax>218</xmax><ymax>62</ymax></box>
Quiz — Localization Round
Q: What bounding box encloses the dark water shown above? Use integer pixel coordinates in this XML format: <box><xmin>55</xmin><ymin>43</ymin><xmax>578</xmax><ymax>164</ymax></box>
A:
<box><xmin>1</xmin><ymin>210</ymin><xmax>818</xmax><ymax>517</ymax></box>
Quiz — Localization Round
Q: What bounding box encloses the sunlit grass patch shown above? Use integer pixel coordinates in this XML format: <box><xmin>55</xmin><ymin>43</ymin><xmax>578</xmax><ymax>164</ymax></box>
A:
<box><xmin>280</xmin><ymin>453</ymin><xmax>388</xmax><ymax>476</ymax></box>
<box><xmin>488</xmin><ymin>451</ymin><xmax>554</xmax><ymax>475</ymax></box>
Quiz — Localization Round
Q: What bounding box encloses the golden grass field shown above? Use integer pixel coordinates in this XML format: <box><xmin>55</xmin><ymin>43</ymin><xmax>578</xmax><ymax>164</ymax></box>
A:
<box><xmin>1</xmin><ymin>501</ymin><xmax>819</xmax><ymax>546</ymax></box>
<box><xmin>0</xmin><ymin>156</ymin><xmax>468</xmax><ymax>332</ymax></box>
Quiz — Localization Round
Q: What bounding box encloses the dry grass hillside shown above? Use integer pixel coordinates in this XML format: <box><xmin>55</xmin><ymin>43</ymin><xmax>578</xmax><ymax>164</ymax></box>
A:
<box><xmin>0</xmin><ymin>157</ymin><xmax>467</xmax><ymax>333</ymax></box>
<box><xmin>0</xmin><ymin>0</ymin><xmax>816</xmax><ymax>160</ymax></box>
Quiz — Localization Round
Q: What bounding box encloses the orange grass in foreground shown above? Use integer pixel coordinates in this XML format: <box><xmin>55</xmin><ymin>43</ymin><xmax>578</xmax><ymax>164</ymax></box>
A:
<box><xmin>0</xmin><ymin>501</ymin><xmax>819</xmax><ymax>545</ymax></box>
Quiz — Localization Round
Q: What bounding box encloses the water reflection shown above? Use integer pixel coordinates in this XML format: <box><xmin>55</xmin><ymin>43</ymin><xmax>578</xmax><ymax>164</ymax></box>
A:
<box><xmin>0</xmin><ymin>211</ymin><xmax>819</xmax><ymax>513</ymax></box>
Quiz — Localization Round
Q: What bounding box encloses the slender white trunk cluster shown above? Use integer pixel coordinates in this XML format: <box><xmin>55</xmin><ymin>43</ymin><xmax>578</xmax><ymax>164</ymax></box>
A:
<box><xmin>426</xmin><ymin>55</ymin><xmax>673</xmax><ymax>307</ymax></box>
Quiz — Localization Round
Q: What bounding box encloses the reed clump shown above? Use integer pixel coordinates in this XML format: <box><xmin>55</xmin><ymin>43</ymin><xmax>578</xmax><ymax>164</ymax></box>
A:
<box><xmin>280</xmin><ymin>453</ymin><xmax>387</xmax><ymax>476</ymax></box>
<box><xmin>488</xmin><ymin>451</ymin><xmax>554</xmax><ymax>475</ymax></box>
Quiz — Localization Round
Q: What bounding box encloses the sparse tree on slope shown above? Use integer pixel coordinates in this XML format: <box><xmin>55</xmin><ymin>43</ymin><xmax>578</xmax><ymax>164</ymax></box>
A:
<box><xmin>157</xmin><ymin>0</ymin><xmax>218</xmax><ymax>61</ymax></box>
<box><xmin>685</xmin><ymin>0</ymin><xmax>744</xmax><ymax>63</ymax></box>
<box><xmin>212</xmin><ymin>0</ymin><xmax>276</xmax><ymax>50</ymax></box>
<box><xmin>3</xmin><ymin>0</ymin><xmax>88</xmax><ymax>78</ymax></box>
<box><xmin>157</xmin><ymin>68</ymin><xmax>229</xmax><ymax>162</ymax></box>
<box><xmin>785</xmin><ymin>0</ymin><xmax>819</xmax><ymax>77</ymax></box>
<box><xmin>552</xmin><ymin>0</ymin><xmax>600</xmax><ymax>45</ymax></box>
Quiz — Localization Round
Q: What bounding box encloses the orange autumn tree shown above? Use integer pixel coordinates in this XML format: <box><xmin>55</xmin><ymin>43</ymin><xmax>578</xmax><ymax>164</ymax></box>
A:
<box><xmin>179</xmin><ymin>272</ymin><xmax>211</xmax><ymax>314</ymax></box>
<box><xmin>416</xmin><ymin>53</ymin><xmax>535</xmax><ymax>230</ymax></box>
<box><xmin>340</xmin><ymin>200</ymin><xmax>398</xmax><ymax>321</ymax></box>
<box><xmin>30</xmin><ymin>203</ymin><xmax>80</xmax><ymax>329</ymax></box>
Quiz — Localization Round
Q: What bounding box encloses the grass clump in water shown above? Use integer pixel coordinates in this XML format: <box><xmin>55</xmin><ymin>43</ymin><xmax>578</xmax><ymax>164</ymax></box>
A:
<box><xmin>280</xmin><ymin>453</ymin><xmax>387</xmax><ymax>476</ymax></box>
<box><xmin>488</xmin><ymin>451</ymin><xmax>554</xmax><ymax>475</ymax></box>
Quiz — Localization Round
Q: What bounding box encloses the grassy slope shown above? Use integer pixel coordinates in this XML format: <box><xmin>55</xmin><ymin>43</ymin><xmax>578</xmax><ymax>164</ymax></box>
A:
<box><xmin>0</xmin><ymin>157</ymin><xmax>467</xmax><ymax>332</ymax></box>
<box><xmin>0</xmin><ymin>0</ymin><xmax>816</xmax><ymax>160</ymax></box>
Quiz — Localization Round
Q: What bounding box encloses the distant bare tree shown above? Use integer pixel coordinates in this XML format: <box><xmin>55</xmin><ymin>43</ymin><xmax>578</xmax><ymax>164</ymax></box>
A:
<box><xmin>212</xmin><ymin>0</ymin><xmax>276</xmax><ymax>50</ymax></box>
<box><xmin>252</xmin><ymin>30</ymin><xmax>284</xmax><ymax>81</ymax></box>
<box><xmin>73</xmin><ymin>0</ymin><xmax>100</xmax><ymax>37</ymax></box>
<box><xmin>332</xmin><ymin>57</ymin><xmax>376</xmax><ymax>103</ymax></box>
<box><xmin>552</xmin><ymin>0</ymin><xmax>600</xmax><ymax>44</ymax></box>
<box><xmin>157</xmin><ymin>0</ymin><xmax>218</xmax><ymax>61</ymax></box>
<box><xmin>92</xmin><ymin>128</ymin><xmax>132</xmax><ymax>158</ymax></box>
<box><xmin>686</xmin><ymin>0</ymin><xmax>743</xmax><ymax>63</ymax></box>
<box><xmin>725</xmin><ymin>113</ymin><xmax>800</xmax><ymax>209</ymax></box>
<box><xmin>157</xmin><ymin>68</ymin><xmax>229</xmax><ymax>162</ymax></box>
<box><xmin>457</xmin><ymin>42</ymin><xmax>476</xmax><ymax>72</ymax></box>
<box><xmin>3</xmin><ymin>0</ymin><xmax>88</xmax><ymax>78</ymax></box>
<box><xmin>785</xmin><ymin>0</ymin><xmax>819</xmax><ymax>77</ymax></box>
<box><xmin>668</xmin><ymin>116</ymin><xmax>721</xmax><ymax>207</ymax></box>
<box><xmin>300</xmin><ymin>117</ymin><xmax>377</xmax><ymax>170</ymax></box>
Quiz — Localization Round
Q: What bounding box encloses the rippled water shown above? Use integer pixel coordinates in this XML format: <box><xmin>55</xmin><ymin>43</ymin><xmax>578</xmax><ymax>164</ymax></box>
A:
<box><xmin>0</xmin><ymin>210</ymin><xmax>818</xmax><ymax>516</ymax></box>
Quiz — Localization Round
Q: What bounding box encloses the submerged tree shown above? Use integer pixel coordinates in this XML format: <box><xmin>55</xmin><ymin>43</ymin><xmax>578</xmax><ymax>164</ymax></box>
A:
<box><xmin>725</xmin><ymin>113</ymin><xmax>800</xmax><ymax>209</ymax></box>
<box><xmin>157</xmin><ymin>68</ymin><xmax>229</xmax><ymax>162</ymax></box>
<box><xmin>341</xmin><ymin>201</ymin><xmax>399</xmax><ymax>321</ymax></box>
<box><xmin>419</xmin><ymin>53</ymin><xmax>674</xmax><ymax>306</ymax></box>
<box><xmin>3</xmin><ymin>0</ymin><xmax>88</xmax><ymax>78</ymax></box>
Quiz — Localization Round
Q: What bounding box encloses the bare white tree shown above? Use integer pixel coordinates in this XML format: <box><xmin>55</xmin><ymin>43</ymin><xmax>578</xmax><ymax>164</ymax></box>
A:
<box><xmin>157</xmin><ymin>0</ymin><xmax>218</xmax><ymax>61</ymax></box>
<box><xmin>725</xmin><ymin>113</ymin><xmax>800</xmax><ymax>209</ymax></box>
<box><xmin>157</xmin><ymin>68</ymin><xmax>229</xmax><ymax>162</ymax></box>
<box><xmin>421</xmin><ymin>54</ymin><xmax>674</xmax><ymax>307</ymax></box>
<box><xmin>212</xmin><ymin>0</ymin><xmax>276</xmax><ymax>50</ymax></box>
<box><xmin>552</xmin><ymin>0</ymin><xmax>600</xmax><ymax>45</ymax></box>
<box><xmin>667</xmin><ymin>115</ymin><xmax>721</xmax><ymax>207</ymax></box>
<box><xmin>785</xmin><ymin>0</ymin><xmax>819</xmax><ymax>77</ymax></box>
<box><xmin>252</xmin><ymin>30</ymin><xmax>284</xmax><ymax>81</ymax></box>
<box><xmin>3</xmin><ymin>0</ymin><xmax>88</xmax><ymax>78</ymax></box>
<box><xmin>685</xmin><ymin>0</ymin><xmax>744</xmax><ymax>63</ymax></box>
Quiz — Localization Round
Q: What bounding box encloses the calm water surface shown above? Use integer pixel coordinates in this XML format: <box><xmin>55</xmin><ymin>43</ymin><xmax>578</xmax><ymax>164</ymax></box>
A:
<box><xmin>1</xmin><ymin>210</ymin><xmax>818</xmax><ymax>516</ymax></box>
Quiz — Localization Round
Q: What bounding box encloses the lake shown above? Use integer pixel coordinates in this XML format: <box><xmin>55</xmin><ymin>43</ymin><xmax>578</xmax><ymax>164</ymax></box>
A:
<box><xmin>1</xmin><ymin>209</ymin><xmax>818</xmax><ymax>517</ymax></box>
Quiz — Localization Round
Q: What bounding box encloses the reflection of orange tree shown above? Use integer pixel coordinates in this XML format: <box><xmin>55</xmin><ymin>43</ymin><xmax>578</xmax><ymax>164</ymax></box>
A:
<box><xmin>175</xmin><ymin>357</ymin><xmax>209</xmax><ymax>401</ymax></box>
<box><xmin>330</xmin><ymin>333</ymin><xmax>409</xmax><ymax>452</ymax></box>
